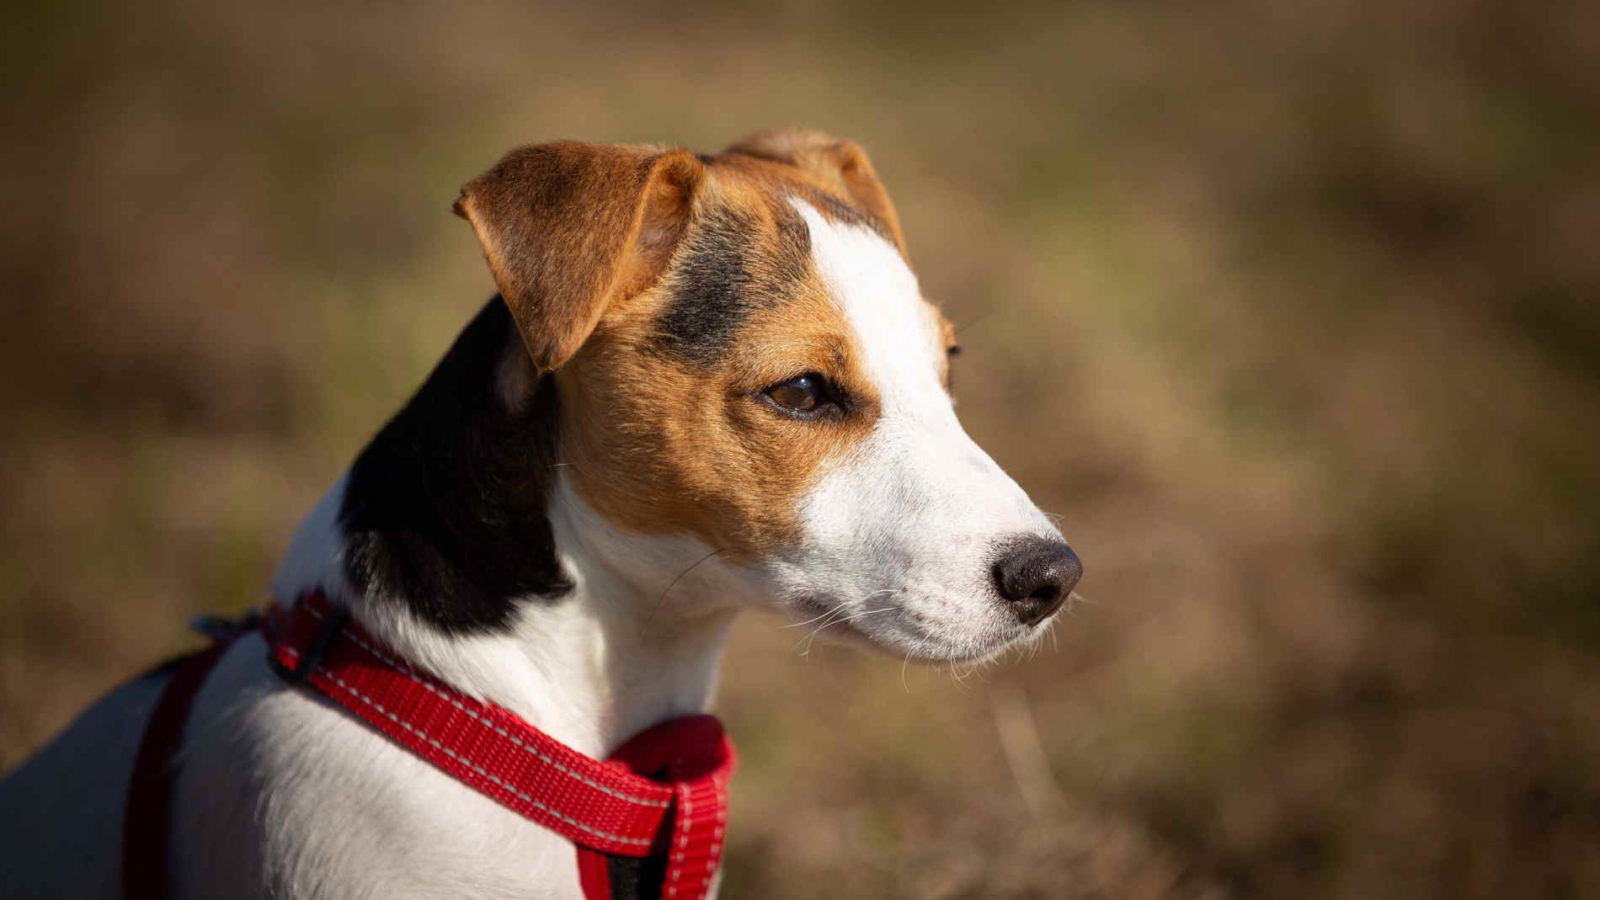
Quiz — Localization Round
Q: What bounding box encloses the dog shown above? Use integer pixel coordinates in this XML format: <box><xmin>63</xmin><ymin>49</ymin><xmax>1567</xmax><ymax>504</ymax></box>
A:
<box><xmin>0</xmin><ymin>129</ymin><xmax>1081</xmax><ymax>899</ymax></box>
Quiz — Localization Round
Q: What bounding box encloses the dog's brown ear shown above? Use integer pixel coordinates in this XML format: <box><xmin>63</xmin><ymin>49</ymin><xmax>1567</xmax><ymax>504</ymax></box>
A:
<box><xmin>726</xmin><ymin>128</ymin><xmax>906</xmax><ymax>254</ymax></box>
<box><xmin>455</xmin><ymin>142</ymin><xmax>704</xmax><ymax>372</ymax></box>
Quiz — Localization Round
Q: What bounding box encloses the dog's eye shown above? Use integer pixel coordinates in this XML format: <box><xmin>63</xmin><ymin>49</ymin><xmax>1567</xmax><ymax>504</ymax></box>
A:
<box><xmin>763</xmin><ymin>374</ymin><xmax>835</xmax><ymax>417</ymax></box>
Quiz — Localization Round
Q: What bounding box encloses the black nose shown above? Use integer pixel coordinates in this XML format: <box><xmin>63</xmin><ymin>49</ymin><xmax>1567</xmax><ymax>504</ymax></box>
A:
<box><xmin>991</xmin><ymin>536</ymin><xmax>1082</xmax><ymax>626</ymax></box>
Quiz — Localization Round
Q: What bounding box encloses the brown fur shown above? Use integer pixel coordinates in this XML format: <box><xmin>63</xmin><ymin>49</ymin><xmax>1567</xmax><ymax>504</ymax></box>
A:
<box><xmin>560</xmin><ymin>163</ymin><xmax>879</xmax><ymax>558</ymax></box>
<box><xmin>457</xmin><ymin>131</ymin><xmax>947</xmax><ymax>560</ymax></box>
<box><xmin>454</xmin><ymin>142</ymin><xmax>702</xmax><ymax>372</ymax></box>
<box><xmin>725</xmin><ymin>129</ymin><xmax>909</xmax><ymax>255</ymax></box>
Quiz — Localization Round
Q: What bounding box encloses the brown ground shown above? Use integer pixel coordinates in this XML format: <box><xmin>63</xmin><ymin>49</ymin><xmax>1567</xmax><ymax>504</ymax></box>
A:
<box><xmin>3</xmin><ymin>1</ymin><xmax>1598</xmax><ymax>897</ymax></box>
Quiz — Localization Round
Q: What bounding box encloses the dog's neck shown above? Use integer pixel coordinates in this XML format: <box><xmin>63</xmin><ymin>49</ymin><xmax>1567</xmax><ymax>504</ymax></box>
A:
<box><xmin>271</xmin><ymin>471</ymin><xmax>738</xmax><ymax>759</ymax></box>
<box><xmin>269</xmin><ymin>301</ymin><xmax>740</xmax><ymax>758</ymax></box>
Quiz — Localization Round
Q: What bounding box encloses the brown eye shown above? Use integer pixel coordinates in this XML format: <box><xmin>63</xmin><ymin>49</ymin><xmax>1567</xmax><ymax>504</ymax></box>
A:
<box><xmin>762</xmin><ymin>373</ymin><xmax>836</xmax><ymax>417</ymax></box>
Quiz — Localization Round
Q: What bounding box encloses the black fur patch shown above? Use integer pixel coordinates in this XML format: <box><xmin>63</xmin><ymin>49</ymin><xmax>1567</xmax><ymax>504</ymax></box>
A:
<box><xmin>339</xmin><ymin>298</ymin><xmax>572</xmax><ymax>634</ymax></box>
<box><xmin>653</xmin><ymin>201</ymin><xmax>813</xmax><ymax>364</ymax></box>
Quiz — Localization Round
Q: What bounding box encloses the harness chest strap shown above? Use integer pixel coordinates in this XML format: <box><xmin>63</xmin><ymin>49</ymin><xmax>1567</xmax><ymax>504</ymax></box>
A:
<box><xmin>123</xmin><ymin>593</ymin><xmax>735</xmax><ymax>900</ymax></box>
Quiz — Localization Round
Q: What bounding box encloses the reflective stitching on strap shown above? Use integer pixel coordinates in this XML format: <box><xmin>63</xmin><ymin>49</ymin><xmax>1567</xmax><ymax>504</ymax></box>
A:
<box><xmin>316</xmin><ymin>664</ymin><xmax>655</xmax><ymax>848</ymax></box>
<box><xmin>705</xmin><ymin>775</ymin><xmax>728</xmax><ymax>892</ymax></box>
<box><xmin>297</xmin><ymin>605</ymin><xmax>670</xmax><ymax>809</ymax></box>
<box><xmin>667</xmin><ymin>784</ymin><xmax>693</xmax><ymax>897</ymax></box>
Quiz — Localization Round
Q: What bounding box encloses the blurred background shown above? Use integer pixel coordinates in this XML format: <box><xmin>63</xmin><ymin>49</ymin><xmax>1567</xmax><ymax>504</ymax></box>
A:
<box><xmin>3</xmin><ymin>0</ymin><xmax>1598</xmax><ymax>896</ymax></box>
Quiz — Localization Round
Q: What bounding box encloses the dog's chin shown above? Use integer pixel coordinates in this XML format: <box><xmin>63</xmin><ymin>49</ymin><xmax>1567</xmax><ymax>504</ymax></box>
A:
<box><xmin>867</xmin><ymin>624</ymin><xmax>1042</xmax><ymax>664</ymax></box>
<box><xmin>782</xmin><ymin>595</ymin><xmax>1046</xmax><ymax>663</ymax></box>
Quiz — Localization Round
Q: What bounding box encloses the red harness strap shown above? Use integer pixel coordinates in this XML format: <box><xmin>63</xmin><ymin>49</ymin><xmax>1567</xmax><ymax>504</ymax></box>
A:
<box><xmin>123</xmin><ymin>593</ymin><xmax>735</xmax><ymax>900</ymax></box>
<box><xmin>122</xmin><ymin>639</ymin><xmax>234</xmax><ymax>900</ymax></box>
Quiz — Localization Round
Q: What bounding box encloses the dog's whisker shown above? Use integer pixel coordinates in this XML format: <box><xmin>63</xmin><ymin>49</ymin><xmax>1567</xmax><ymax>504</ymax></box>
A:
<box><xmin>779</xmin><ymin>606</ymin><xmax>849</xmax><ymax>630</ymax></box>
<box><xmin>653</xmin><ymin>548</ymin><xmax>726</xmax><ymax>609</ymax></box>
<box><xmin>780</xmin><ymin>588</ymin><xmax>898</xmax><ymax>631</ymax></box>
<box><xmin>784</xmin><ymin>598</ymin><xmax>851</xmax><ymax>640</ymax></box>
<box><xmin>789</xmin><ymin>604</ymin><xmax>856</xmax><ymax>653</ymax></box>
<box><xmin>796</xmin><ymin>605</ymin><xmax>896</xmax><ymax>656</ymax></box>
<box><xmin>797</xmin><ymin>607</ymin><xmax>886</xmax><ymax>656</ymax></box>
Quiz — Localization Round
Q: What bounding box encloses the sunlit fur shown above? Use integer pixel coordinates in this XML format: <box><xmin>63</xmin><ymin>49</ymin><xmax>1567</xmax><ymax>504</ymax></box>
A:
<box><xmin>0</xmin><ymin>131</ymin><xmax>1067</xmax><ymax>899</ymax></box>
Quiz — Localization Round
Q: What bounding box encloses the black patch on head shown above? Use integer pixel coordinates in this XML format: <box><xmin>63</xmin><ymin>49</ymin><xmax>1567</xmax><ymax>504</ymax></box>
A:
<box><xmin>339</xmin><ymin>298</ymin><xmax>572</xmax><ymax>634</ymax></box>
<box><xmin>652</xmin><ymin>201</ymin><xmax>813</xmax><ymax>365</ymax></box>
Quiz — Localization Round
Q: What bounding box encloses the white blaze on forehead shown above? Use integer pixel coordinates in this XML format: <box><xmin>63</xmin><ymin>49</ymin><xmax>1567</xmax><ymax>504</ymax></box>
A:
<box><xmin>792</xmin><ymin>201</ymin><xmax>947</xmax><ymax>413</ymax></box>
<box><xmin>791</xmin><ymin>196</ymin><xmax>1051</xmax><ymax>533</ymax></box>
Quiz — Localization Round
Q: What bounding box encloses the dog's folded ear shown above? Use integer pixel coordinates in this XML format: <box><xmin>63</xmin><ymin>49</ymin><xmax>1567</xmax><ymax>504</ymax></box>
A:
<box><xmin>725</xmin><ymin>128</ymin><xmax>906</xmax><ymax>255</ymax></box>
<box><xmin>455</xmin><ymin>143</ymin><xmax>704</xmax><ymax>372</ymax></box>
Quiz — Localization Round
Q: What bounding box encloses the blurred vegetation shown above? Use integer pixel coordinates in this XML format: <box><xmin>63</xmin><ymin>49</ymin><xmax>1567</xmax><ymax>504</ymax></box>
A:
<box><xmin>2</xmin><ymin>0</ymin><xmax>1597</xmax><ymax>897</ymax></box>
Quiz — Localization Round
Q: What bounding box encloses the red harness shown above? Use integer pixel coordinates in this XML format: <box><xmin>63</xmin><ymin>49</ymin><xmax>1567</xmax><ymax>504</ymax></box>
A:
<box><xmin>123</xmin><ymin>592</ymin><xmax>735</xmax><ymax>900</ymax></box>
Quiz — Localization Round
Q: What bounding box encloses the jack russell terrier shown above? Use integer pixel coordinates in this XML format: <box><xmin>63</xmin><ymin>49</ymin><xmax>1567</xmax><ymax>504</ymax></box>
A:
<box><xmin>0</xmin><ymin>129</ymin><xmax>1081</xmax><ymax>899</ymax></box>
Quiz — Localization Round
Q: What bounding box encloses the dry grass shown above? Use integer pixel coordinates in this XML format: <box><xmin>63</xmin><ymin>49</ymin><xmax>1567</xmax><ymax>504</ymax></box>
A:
<box><xmin>3</xmin><ymin>1</ymin><xmax>1598</xmax><ymax>896</ymax></box>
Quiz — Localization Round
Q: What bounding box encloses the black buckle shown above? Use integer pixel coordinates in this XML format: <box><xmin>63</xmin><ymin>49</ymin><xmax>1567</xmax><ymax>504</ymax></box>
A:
<box><xmin>270</xmin><ymin>607</ymin><xmax>349</xmax><ymax>686</ymax></box>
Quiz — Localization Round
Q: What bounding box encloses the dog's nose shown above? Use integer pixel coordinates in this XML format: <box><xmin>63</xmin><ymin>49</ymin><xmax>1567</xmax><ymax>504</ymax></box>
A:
<box><xmin>991</xmin><ymin>537</ymin><xmax>1082</xmax><ymax>626</ymax></box>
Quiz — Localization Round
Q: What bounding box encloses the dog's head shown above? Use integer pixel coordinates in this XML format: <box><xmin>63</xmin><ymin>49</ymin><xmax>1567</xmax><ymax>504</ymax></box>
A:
<box><xmin>449</xmin><ymin>130</ymin><xmax>1079</xmax><ymax>662</ymax></box>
